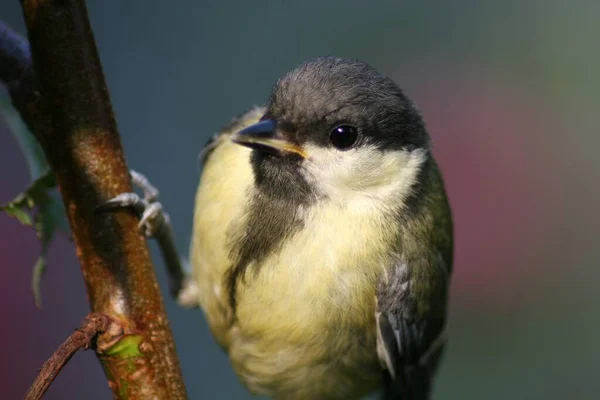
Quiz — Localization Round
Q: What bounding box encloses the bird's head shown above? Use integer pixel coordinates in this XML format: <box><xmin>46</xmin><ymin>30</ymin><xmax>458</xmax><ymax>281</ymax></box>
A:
<box><xmin>232</xmin><ymin>57</ymin><xmax>431</xmax><ymax>207</ymax></box>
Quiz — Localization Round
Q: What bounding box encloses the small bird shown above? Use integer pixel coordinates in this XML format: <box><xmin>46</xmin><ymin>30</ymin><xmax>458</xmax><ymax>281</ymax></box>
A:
<box><xmin>187</xmin><ymin>57</ymin><xmax>453</xmax><ymax>399</ymax></box>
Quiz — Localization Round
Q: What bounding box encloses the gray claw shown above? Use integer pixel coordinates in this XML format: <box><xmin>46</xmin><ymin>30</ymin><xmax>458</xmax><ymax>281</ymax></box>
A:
<box><xmin>130</xmin><ymin>170</ymin><xmax>159</xmax><ymax>203</ymax></box>
<box><xmin>138</xmin><ymin>201</ymin><xmax>168</xmax><ymax>238</ymax></box>
<box><xmin>96</xmin><ymin>192</ymin><xmax>145</xmax><ymax>213</ymax></box>
<box><xmin>95</xmin><ymin>169</ymin><xmax>197</xmax><ymax>305</ymax></box>
<box><xmin>96</xmin><ymin>172</ymin><xmax>167</xmax><ymax>239</ymax></box>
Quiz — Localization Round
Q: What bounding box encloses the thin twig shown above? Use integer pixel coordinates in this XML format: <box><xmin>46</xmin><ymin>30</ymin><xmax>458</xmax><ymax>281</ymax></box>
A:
<box><xmin>24</xmin><ymin>314</ymin><xmax>112</xmax><ymax>400</ymax></box>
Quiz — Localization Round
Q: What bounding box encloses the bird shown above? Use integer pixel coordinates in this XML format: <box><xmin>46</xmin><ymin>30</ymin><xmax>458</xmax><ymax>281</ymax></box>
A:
<box><xmin>186</xmin><ymin>56</ymin><xmax>454</xmax><ymax>399</ymax></box>
<box><xmin>99</xmin><ymin>56</ymin><xmax>453</xmax><ymax>399</ymax></box>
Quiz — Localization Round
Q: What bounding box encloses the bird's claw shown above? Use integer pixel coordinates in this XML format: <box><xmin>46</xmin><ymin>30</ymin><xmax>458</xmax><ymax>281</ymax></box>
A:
<box><xmin>130</xmin><ymin>170</ymin><xmax>159</xmax><ymax>203</ymax></box>
<box><xmin>96</xmin><ymin>170</ymin><xmax>168</xmax><ymax>239</ymax></box>
<box><xmin>138</xmin><ymin>201</ymin><xmax>168</xmax><ymax>237</ymax></box>
<box><xmin>95</xmin><ymin>170</ymin><xmax>198</xmax><ymax>306</ymax></box>
<box><xmin>96</xmin><ymin>192</ymin><xmax>145</xmax><ymax>215</ymax></box>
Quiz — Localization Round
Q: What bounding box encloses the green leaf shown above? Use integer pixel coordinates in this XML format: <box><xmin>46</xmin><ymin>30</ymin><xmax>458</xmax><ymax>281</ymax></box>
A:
<box><xmin>1</xmin><ymin>93</ymin><xmax>70</xmax><ymax>306</ymax></box>
<box><xmin>2</xmin><ymin>202</ymin><xmax>33</xmax><ymax>225</ymax></box>
<box><xmin>31</xmin><ymin>254</ymin><xmax>47</xmax><ymax>308</ymax></box>
<box><xmin>0</xmin><ymin>169</ymin><xmax>63</xmax><ymax>306</ymax></box>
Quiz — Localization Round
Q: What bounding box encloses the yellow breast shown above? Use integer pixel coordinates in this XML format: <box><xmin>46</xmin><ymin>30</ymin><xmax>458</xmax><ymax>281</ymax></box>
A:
<box><xmin>228</xmin><ymin>199</ymin><xmax>395</xmax><ymax>398</ymax></box>
<box><xmin>189</xmin><ymin>110</ymin><xmax>401</xmax><ymax>398</ymax></box>
<box><xmin>189</xmin><ymin>132</ymin><xmax>255</xmax><ymax>348</ymax></box>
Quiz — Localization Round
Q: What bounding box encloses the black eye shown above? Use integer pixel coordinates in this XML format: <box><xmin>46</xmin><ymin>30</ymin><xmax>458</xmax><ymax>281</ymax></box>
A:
<box><xmin>330</xmin><ymin>125</ymin><xmax>358</xmax><ymax>150</ymax></box>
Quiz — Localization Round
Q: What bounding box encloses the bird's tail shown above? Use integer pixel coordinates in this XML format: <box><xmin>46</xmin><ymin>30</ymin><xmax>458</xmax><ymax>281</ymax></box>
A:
<box><xmin>381</xmin><ymin>366</ymin><xmax>433</xmax><ymax>400</ymax></box>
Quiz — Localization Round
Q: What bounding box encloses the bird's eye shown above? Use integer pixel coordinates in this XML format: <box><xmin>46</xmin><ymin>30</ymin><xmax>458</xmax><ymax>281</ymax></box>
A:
<box><xmin>329</xmin><ymin>125</ymin><xmax>358</xmax><ymax>150</ymax></box>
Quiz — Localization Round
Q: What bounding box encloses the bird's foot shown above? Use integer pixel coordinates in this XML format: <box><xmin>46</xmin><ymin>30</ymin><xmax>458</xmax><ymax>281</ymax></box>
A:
<box><xmin>97</xmin><ymin>170</ymin><xmax>168</xmax><ymax>238</ymax></box>
<box><xmin>96</xmin><ymin>170</ymin><xmax>199</xmax><ymax>307</ymax></box>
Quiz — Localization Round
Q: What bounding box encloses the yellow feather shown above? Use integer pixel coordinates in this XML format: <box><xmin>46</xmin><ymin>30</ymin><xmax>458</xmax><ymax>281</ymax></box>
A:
<box><xmin>189</xmin><ymin>108</ymin><xmax>428</xmax><ymax>399</ymax></box>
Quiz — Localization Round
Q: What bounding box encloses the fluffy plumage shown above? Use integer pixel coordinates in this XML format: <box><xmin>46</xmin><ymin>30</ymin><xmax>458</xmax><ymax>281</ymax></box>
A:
<box><xmin>189</xmin><ymin>57</ymin><xmax>453</xmax><ymax>399</ymax></box>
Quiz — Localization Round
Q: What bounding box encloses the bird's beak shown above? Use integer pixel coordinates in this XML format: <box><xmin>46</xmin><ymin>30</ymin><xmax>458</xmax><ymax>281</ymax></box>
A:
<box><xmin>232</xmin><ymin>119</ymin><xmax>307</xmax><ymax>159</ymax></box>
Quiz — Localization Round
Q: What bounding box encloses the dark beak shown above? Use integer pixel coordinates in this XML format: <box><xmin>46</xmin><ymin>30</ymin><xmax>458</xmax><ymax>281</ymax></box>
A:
<box><xmin>232</xmin><ymin>119</ymin><xmax>307</xmax><ymax>158</ymax></box>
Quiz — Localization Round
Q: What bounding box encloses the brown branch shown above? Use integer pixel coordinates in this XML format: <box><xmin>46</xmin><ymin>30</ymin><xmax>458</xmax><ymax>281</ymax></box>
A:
<box><xmin>24</xmin><ymin>314</ymin><xmax>112</xmax><ymax>400</ymax></box>
<box><xmin>0</xmin><ymin>1</ymin><xmax>188</xmax><ymax>399</ymax></box>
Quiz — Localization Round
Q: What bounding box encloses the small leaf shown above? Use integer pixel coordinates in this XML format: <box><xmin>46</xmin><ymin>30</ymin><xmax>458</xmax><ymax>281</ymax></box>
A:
<box><xmin>0</xmin><ymin>170</ymin><xmax>65</xmax><ymax>306</ymax></box>
<box><xmin>1</xmin><ymin>90</ymin><xmax>69</xmax><ymax>306</ymax></box>
<box><xmin>32</xmin><ymin>255</ymin><xmax>46</xmax><ymax>308</ymax></box>
<box><xmin>1</xmin><ymin>202</ymin><xmax>33</xmax><ymax>225</ymax></box>
<box><xmin>1</xmin><ymin>170</ymin><xmax>55</xmax><ymax>225</ymax></box>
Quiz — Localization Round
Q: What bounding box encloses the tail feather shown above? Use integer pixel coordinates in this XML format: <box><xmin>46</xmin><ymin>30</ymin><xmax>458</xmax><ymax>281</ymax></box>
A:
<box><xmin>381</xmin><ymin>366</ymin><xmax>432</xmax><ymax>400</ymax></box>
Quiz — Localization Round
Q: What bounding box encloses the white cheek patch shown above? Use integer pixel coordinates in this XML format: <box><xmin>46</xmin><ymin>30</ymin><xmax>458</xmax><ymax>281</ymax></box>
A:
<box><xmin>302</xmin><ymin>144</ymin><xmax>427</xmax><ymax>212</ymax></box>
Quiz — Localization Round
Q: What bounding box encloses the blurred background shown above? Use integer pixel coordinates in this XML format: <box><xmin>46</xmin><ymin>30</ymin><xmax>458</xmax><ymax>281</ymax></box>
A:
<box><xmin>1</xmin><ymin>1</ymin><xmax>598</xmax><ymax>399</ymax></box>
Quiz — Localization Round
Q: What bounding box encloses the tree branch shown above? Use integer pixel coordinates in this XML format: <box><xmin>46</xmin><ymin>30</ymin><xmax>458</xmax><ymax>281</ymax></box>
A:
<box><xmin>24</xmin><ymin>314</ymin><xmax>112</xmax><ymax>400</ymax></box>
<box><xmin>0</xmin><ymin>2</ymin><xmax>188</xmax><ymax>398</ymax></box>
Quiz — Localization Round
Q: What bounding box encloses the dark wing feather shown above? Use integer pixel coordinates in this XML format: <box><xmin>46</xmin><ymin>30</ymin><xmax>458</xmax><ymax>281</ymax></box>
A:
<box><xmin>377</xmin><ymin>159</ymin><xmax>453</xmax><ymax>400</ymax></box>
<box><xmin>376</xmin><ymin>258</ymin><xmax>449</xmax><ymax>400</ymax></box>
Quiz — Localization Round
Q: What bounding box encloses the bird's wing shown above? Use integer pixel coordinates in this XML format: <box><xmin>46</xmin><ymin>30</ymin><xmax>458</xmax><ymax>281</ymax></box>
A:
<box><xmin>198</xmin><ymin>106</ymin><xmax>266</xmax><ymax>167</ymax></box>
<box><xmin>376</xmin><ymin>252</ymin><xmax>450</xmax><ymax>400</ymax></box>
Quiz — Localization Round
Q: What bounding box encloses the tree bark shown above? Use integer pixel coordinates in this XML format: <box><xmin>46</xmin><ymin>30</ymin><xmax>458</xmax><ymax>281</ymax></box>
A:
<box><xmin>1</xmin><ymin>1</ymin><xmax>189</xmax><ymax>398</ymax></box>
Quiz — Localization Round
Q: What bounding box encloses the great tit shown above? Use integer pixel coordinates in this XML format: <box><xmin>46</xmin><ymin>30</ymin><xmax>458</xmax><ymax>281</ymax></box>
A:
<box><xmin>187</xmin><ymin>57</ymin><xmax>453</xmax><ymax>399</ymax></box>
